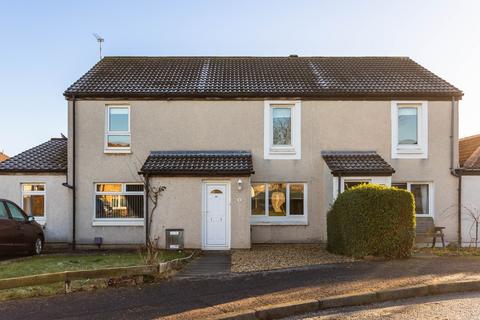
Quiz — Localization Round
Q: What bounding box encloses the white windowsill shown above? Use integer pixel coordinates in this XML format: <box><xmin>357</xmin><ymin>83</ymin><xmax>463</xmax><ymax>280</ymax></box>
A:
<box><xmin>250</xmin><ymin>218</ymin><xmax>308</xmax><ymax>226</ymax></box>
<box><xmin>92</xmin><ymin>219</ymin><xmax>144</xmax><ymax>227</ymax></box>
<box><xmin>104</xmin><ymin>149</ymin><xmax>132</xmax><ymax>154</ymax></box>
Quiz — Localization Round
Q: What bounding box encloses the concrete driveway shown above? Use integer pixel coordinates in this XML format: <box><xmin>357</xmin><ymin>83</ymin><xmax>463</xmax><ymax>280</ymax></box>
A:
<box><xmin>1</xmin><ymin>256</ymin><xmax>480</xmax><ymax>319</ymax></box>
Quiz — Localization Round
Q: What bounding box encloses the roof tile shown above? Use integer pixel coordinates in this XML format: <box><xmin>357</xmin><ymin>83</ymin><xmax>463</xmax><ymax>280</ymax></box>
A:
<box><xmin>141</xmin><ymin>150</ymin><xmax>254</xmax><ymax>176</ymax></box>
<box><xmin>0</xmin><ymin>138</ymin><xmax>67</xmax><ymax>173</ymax></box>
<box><xmin>64</xmin><ymin>57</ymin><xmax>462</xmax><ymax>98</ymax></box>
<box><xmin>322</xmin><ymin>151</ymin><xmax>394</xmax><ymax>176</ymax></box>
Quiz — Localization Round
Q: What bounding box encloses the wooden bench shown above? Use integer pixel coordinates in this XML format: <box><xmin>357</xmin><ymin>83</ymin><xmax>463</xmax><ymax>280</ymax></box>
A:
<box><xmin>416</xmin><ymin>217</ymin><xmax>445</xmax><ymax>248</ymax></box>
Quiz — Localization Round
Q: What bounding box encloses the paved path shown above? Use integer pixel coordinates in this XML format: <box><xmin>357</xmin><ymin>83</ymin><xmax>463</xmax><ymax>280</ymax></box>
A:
<box><xmin>287</xmin><ymin>291</ymin><xmax>480</xmax><ymax>319</ymax></box>
<box><xmin>176</xmin><ymin>251</ymin><xmax>231</xmax><ymax>279</ymax></box>
<box><xmin>1</xmin><ymin>257</ymin><xmax>480</xmax><ymax>319</ymax></box>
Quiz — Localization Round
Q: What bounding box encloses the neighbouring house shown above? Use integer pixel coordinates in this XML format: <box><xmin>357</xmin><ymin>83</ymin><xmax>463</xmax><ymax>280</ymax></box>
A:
<box><xmin>0</xmin><ymin>56</ymin><xmax>464</xmax><ymax>249</ymax></box>
<box><xmin>0</xmin><ymin>137</ymin><xmax>70</xmax><ymax>243</ymax></box>
<box><xmin>0</xmin><ymin>151</ymin><xmax>8</xmax><ymax>163</ymax></box>
<box><xmin>458</xmin><ymin>134</ymin><xmax>480</xmax><ymax>246</ymax></box>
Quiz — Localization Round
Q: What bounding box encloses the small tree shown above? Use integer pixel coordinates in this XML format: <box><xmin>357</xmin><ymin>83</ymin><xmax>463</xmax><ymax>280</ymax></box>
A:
<box><xmin>127</xmin><ymin>156</ymin><xmax>167</xmax><ymax>264</ymax></box>
<box><xmin>462</xmin><ymin>205</ymin><xmax>480</xmax><ymax>248</ymax></box>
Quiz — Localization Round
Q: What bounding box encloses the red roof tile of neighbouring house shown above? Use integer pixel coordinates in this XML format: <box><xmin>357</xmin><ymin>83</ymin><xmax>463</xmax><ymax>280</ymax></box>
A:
<box><xmin>64</xmin><ymin>56</ymin><xmax>462</xmax><ymax>99</ymax></box>
<box><xmin>0</xmin><ymin>138</ymin><xmax>67</xmax><ymax>173</ymax></box>
<box><xmin>460</xmin><ymin>134</ymin><xmax>480</xmax><ymax>167</ymax></box>
<box><xmin>0</xmin><ymin>152</ymin><xmax>8</xmax><ymax>163</ymax></box>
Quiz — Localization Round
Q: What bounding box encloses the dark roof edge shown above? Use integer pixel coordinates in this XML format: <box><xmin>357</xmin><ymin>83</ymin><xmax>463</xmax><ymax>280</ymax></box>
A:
<box><xmin>64</xmin><ymin>93</ymin><xmax>463</xmax><ymax>100</ymax></box>
<box><xmin>0</xmin><ymin>169</ymin><xmax>67</xmax><ymax>174</ymax></box>
<box><xmin>331</xmin><ymin>170</ymin><xmax>395</xmax><ymax>177</ymax></box>
<box><xmin>456</xmin><ymin>168</ymin><xmax>480</xmax><ymax>175</ymax></box>
<box><xmin>139</xmin><ymin>170</ymin><xmax>254</xmax><ymax>176</ymax></box>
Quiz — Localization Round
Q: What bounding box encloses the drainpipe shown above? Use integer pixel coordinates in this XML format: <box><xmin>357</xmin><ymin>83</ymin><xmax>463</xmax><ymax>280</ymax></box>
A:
<box><xmin>337</xmin><ymin>173</ymin><xmax>342</xmax><ymax>198</ymax></box>
<box><xmin>145</xmin><ymin>173</ymin><xmax>150</xmax><ymax>246</ymax></box>
<box><xmin>458</xmin><ymin>173</ymin><xmax>462</xmax><ymax>245</ymax></box>
<box><xmin>72</xmin><ymin>96</ymin><xmax>77</xmax><ymax>250</ymax></box>
<box><xmin>449</xmin><ymin>96</ymin><xmax>462</xmax><ymax>245</ymax></box>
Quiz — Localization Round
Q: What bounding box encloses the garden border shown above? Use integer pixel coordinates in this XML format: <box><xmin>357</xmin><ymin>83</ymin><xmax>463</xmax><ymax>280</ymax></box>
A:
<box><xmin>0</xmin><ymin>252</ymin><xmax>195</xmax><ymax>293</ymax></box>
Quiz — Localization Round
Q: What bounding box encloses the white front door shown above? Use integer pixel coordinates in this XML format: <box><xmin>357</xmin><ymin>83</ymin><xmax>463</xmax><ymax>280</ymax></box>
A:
<box><xmin>203</xmin><ymin>183</ymin><xmax>230</xmax><ymax>250</ymax></box>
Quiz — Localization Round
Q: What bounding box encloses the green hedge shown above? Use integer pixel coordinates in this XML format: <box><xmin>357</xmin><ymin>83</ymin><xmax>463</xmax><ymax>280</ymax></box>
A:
<box><xmin>327</xmin><ymin>184</ymin><xmax>415</xmax><ymax>258</ymax></box>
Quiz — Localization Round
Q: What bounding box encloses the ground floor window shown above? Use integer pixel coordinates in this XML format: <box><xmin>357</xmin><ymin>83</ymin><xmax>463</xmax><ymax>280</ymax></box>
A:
<box><xmin>94</xmin><ymin>183</ymin><xmax>144</xmax><ymax>225</ymax></box>
<box><xmin>344</xmin><ymin>180</ymin><xmax>370</xmax><ymax>191</ymax></box>
<box><xmin>251</xmin><ymin>182</ymin><xmax>307</xmax><ymax>224</ymax></box>
<box><xmin>21</xmin><ymin>183</ymin><xmax>45</xmax><ymax>222</ymax></box>
<box><xmin>392</xmin><ymin>182</ymin><xmax>433</xmax><ymax>216</ymax></box>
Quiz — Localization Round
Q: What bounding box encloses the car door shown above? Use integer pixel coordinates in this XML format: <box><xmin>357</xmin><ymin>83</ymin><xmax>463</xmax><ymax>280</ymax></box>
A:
<box><xmin>0</xmin><ymin>201</ymin><xmax>16</xmax><ymax>253</ymax></box>
<box><xmin>5</xmin><ymin>201</ymin><xmax>32</xmax><ymax>250</ymax></box>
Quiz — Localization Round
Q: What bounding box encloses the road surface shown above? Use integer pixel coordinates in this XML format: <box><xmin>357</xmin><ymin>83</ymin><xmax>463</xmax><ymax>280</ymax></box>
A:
<box><xmin>288</xmin><ymin>291</ymin><xmax>480</xmax><ymax>319</ymax></box>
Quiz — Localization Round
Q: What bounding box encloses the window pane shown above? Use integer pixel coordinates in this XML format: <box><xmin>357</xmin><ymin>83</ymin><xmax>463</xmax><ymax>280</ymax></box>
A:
<box><xmin>109</xmin><ymin>108</ymin><xmax>129</xmax><ymax>131</ymax></box>
<box><xmin>251</xmin><ymin>184</ymin><xmax>266</xmax><ymax>215</ymax></box>
<box><xmin>6</xmin><ymin>202</ymin><xmax>26</xmax><ymax>222</ymax></box>
<box><xmin>126</xmin><ymin>184</ymin><xmax>144</xmax><ymax>192</ymax></box>
<box><xmin>398</xmin><ymin>107</ymin><xmax>418</xmax><ymax>145</ymax></box>
<box><xmin>268</xmin><ymin>183</ymin><xmax>287</xmax><ymax>216</ymax></box>
<box><xmin>96</xmin><ymin>184</ymin><xmax>122</xmax><ymax>192</ymax></box>
<box><xmin>344</xmin><ymin>181</ymin><xmax>369</xmax><ymax>191</ymax></box>
<box><xmin>95</xmin><ymin>194</ymin><xmax>144</xmax><ymax>219</ymax></box>
<box><xmin>392</xmin><ymin>183</ymin><xmax>408</xmax><ymax>190</ymax></box>
<box><xmin>272</xmin><ymin>107</ymin><xmax>292</xmax><ymax>145</ymax></box>
<box><xmin>23</xmin><ymin>195</ymin><xmax>44</xmax><ymax>217</ymax></box>
<box><xmin>22</xmin><ymin>184</ymin><xmax>45</xmax><ymax>192</ymax></box>
<box><xmin>0</xmin><ymin>202</ymin><xmax>8</xmax><ymax>220</ymax></box>
<box><xmin>289</xmin><ymin>184</ymin><xmax>304</xmax><ymax>215</ymax></box>
<box><xmin>107</xmin><ymin>135</ymin><xmax>131</xmax><ymax>148</ymax></box>
<box><xmin>411</xmin><ymin>184</ymin><xmax>429</xmax><ymax>215</ymax></box>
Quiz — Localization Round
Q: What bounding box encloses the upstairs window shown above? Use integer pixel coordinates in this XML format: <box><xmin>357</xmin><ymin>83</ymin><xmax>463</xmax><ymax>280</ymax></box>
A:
<box><xmin>264</xmin><ymin>100</ymin><xmax>301</xmax><ymax>159</ymax></box>
<box><xmin>105</xmin><ymin>106</ymin><xmax>131</xmax><ymax>152</ymax></box>
<box><xmin>391</xmin><ymin>101</ymin><xmax>428</xmax><ymax>159</ymax></box>
<box><xmin>22</xmin><ymin>183</ymin><xmax>46</xmax><ymax>223</ymax></box>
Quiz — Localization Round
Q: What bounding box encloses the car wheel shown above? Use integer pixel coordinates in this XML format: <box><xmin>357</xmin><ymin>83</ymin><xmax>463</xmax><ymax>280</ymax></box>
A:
<box><xmin>31</xmin><ymin>237</ymin><xmax>43</xmax><ymax>255</ymax></box>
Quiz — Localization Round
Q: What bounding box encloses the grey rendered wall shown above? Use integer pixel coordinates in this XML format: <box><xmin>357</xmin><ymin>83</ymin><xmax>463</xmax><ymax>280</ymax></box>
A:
<box><xmin>70</xmin><ymin>99</ymin><xmax>458</xmax><ymax>244</ymax></box>
<box><xmin>0</xmin><ymin>174</ymin><xmax>71</xmax><ymax>242</ymax></box>
<box><xmin>461</xmin><ymin>176</ymin><xmax>480</xmax><ymax>246</ymax></box>
<box><xmin>149</xmin><ymin>176</ymin><xmax>251</xmax><ymax>249</ymax></box>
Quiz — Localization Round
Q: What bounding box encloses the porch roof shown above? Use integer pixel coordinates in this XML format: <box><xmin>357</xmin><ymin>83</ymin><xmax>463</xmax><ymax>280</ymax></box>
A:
<box><xmin>140</xmin><ymin>150</ymin><xmax>254</xmax><ymax>176</ymax></box>
<box><xmin>321</xmin><ymin>151</ymin><xmax>395</xmax><ymax>176</ymax></box>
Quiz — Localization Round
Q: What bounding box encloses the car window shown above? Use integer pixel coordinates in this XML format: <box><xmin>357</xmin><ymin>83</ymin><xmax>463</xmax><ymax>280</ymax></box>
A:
<box><xmin>0</xmin><ymin>202</ymin><xmax>8</xmax><ymax>220</ymax></box>
<box><xmin>6</xmin><ymin>202</ymin><xmax>26</xmax><ymax>222</ymax></box>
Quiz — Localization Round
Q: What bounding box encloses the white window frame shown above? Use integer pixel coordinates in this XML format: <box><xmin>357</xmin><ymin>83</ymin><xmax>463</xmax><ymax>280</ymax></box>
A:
<box><xmin>264</xmin><ymin>100</ymin><xmax>301</xmax><ymax>159</ymax></box>
<box><xmin>21</xmin><ymin>183</ymin><xmax>46</xmax><ymax>225</ymax></box>
<box><xmin>332</xmin><ymin>176</ymin><xmax>392</xmax><ymax>200</ymax></box>
<box><xmin>391</xmin><ymin>101</ymin><xmax>428</xmax><ymax>159</ymax></box>
<box><xmin>105</xmin><ymin>105</ymin><xmax>131</xmax><ymax>153</ymax></box>
<box><xmin>407</xmin><ymin>182</ymin><xmax>434</xmax><ymax>217</ymax></box>
<box><xmin>250</xmin><ymin>182</ymin><xmax>308</xmax><ymax>225</ymax></box>
<box><xmin>93</xmin><ymin>183</ymin><xmax>145</xmax><ymax>226</ymax></box>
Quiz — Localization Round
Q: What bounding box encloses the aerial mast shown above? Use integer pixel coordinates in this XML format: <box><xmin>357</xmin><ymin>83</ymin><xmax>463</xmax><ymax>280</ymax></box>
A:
<box><xmin>92</xmin><ymin>33</ymin><xmax>104</xmax><ymax>60</ymax></box>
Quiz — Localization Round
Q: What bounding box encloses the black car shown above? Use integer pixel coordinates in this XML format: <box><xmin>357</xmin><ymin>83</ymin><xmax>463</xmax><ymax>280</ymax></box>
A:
<box><xmin>0</xmin><ymin>199</ymin><xmax>44</xmax><ymax>255</ymax></box>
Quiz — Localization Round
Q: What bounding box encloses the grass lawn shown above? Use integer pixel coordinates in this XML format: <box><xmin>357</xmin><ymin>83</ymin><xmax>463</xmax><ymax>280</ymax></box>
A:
<box><xmin>0</xmin><ymin>250</ymin><xmax>190</xmax><ymax>301</ymax></box>
<box><xmin>415</xmin><ymin>247</ymin><xmax>480</xmax><ymax>257</ymax></box>
<box><xmin>0</xmin><ymin>250</ymin><xmax>188</xmax><ymax>279</ymax></box>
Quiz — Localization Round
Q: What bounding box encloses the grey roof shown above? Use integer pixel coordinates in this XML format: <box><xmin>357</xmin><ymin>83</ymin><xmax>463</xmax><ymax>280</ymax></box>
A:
<box><xmin>0</xmin><ymin>138</ymin><xmax>67</xmax><ymax>173</ymax></box>
<box><xmin>322</xmin><ymin>151</ymin><xmax>395</xmax><ymax>176</ymax></box>
<box><xmin>64</xmin><ymin>56</ymin><xmax>462</xmax><ymax>99</ymax></box>
<box><xmin>140</xmin><ymin>151</ymin><xmax>254</xmax><ymax>176</ymax></box>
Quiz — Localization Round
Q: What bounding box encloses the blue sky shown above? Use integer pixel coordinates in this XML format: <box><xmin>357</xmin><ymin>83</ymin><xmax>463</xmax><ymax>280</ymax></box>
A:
<box><xmin>1</xmin><ymin>0</ymin><xmax>479</xmax><ymax>156</ymax></box>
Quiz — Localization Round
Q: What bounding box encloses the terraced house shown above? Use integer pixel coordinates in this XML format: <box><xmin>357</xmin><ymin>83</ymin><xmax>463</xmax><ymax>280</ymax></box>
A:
<box><xmin>0</xmin><ymin>56</ymin><xmax>463</xmax><ymax>249</ymax></box>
